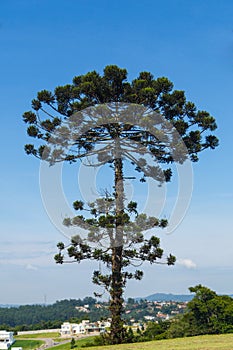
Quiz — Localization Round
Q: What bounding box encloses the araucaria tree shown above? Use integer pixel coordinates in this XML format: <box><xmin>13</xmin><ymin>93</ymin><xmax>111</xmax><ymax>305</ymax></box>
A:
<box><xmin>23</xmin><ymin>65</ymin><xmax>218</xmax><ymax>344</ymax></box>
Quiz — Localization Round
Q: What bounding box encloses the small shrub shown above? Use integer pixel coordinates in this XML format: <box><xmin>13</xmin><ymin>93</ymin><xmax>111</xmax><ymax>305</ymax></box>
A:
<box><xmin>70</xmin><ymin>337</ymin><xmax>76</xmax><ymax>349</ymax></box>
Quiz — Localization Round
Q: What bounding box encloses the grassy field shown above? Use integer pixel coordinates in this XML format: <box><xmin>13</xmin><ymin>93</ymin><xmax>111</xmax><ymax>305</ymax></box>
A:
<box><xmin>13</xmin><ymin>333</ymin><xmax>233</xmax><ymax>350</ymax></box>
<box><xmin>46</xmin><ymin>336</ymin><xmax>97</xmax><ymax>349</ymax></box>
<box><xmin>15</xmin><ymin>332</ymin><xmax>60</xmax><ymax>339</ymax></box>
<box><xmin>46</xmin><ymin>333</ymin><xmax>233</xmax><ymax>350</ymax></box>
<box><xmin>9</xmin><ymin>339</ymin><xmax>44</xmax><ymax>349</ymax></box>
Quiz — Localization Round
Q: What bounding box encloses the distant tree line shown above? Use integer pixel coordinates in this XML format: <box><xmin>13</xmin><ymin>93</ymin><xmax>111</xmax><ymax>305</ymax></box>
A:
<box><xmin>0</xmin><ymin>296</ymin><xmax>184</xmax><ymax>332</ymax></box>
<box><xmin>0</xmin><ymin>297</ymin><xmax>109</xmax><ymax>331</ymax></box>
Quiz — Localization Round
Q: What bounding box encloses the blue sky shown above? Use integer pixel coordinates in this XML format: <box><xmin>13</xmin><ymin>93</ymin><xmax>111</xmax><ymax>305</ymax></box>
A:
<box><xmin>0</xmin><ymin>0</ymin><xmax>233</xmax><ymax>304</ymax></box>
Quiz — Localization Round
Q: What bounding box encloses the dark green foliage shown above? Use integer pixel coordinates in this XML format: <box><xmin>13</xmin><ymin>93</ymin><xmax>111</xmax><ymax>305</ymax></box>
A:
<box><xmin>166</xmin><ymin>285</ymin><xmax>233</xmax><ymax>338</ymax></box>
<box><xmin>93</xmin><ymin>322</ymin><xmax>169</xmax><ymax>345</ymax></box>
<box><xmin>56</xmin><ymin>197</ymin><xmax>175</xmax><ymax>287</ymax></box>
<box><xmin>0</xmin><ymin>297</ymin><xmax>103</xmax><ymax>330</ymax></box>
<box><xmin>70</xmin><ymin>337</ymin><xmax>76</xmax><ymax>349</ymax></box>
<box><xmin>127</xmin><ymin>298</ymin><xmax>136</xmax><ymax>304</ymax></box>
<box><xmin>23</xmin><ymin>65</ymin><xmax>218</xmax><ymax>166</ymax></box>
<box><xmin>93</xmin><ymin>327</ymin><xmax>137</xmax><ymax>346</ymax></box>
<box><xmin>73</xmin><ymin>200</ymin><xmax>84</xmax><ymax>211</ymax></box>
<box><xmin>142</xmin><ymin>320</ymin><xmax>170</xmax><ymax>340</ymax></box>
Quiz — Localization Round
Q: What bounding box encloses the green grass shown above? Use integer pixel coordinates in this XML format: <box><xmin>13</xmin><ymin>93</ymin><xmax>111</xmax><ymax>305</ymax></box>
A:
<box><xmin>46</xmin><ymin>336</ymin><xmax>97</xmax><ymax>349</ymax></box>
<box><xmin>53</xmin><ymin>337</ymin><xmax>67</xmax><ymax>342</ymax></box>
<box><xmin>9</xmin><ymin>339</ymin><xmax>44</xmax><ymax>349</ymax></box>
<box><xmin>15</xmin><ymin>332</ymin><xmax>60</xmax><ymax>339</ymax></box>
<box><xmin>15</xmin><ymin>333</ymin><xmax>233</xmax><ymax>350</ymax></box>
<box><xmin>47</xmin><ymin>333</ymin><xmax>233</xmax><ymax>350</ymax></box>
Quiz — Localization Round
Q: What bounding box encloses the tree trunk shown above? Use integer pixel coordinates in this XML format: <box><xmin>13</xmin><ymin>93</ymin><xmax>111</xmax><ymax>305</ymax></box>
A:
<box><xmin>109</xmin><ymin>138</ymin><xmax>125</xmax><ymax>344</ymax></box>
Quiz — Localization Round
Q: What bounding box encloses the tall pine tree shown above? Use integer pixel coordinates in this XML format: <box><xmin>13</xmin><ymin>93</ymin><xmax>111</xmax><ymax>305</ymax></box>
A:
<box><xmin>23</xmin><ymin>65</ymin><xmax>218</xmax><ymax>344</ymax></box>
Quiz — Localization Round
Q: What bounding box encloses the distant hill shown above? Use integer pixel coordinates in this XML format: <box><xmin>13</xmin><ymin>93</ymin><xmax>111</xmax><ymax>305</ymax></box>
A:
<box><xmin>137</xmin><ymin>292</ymin><xmax>233</xmax><ymax>302</ymax></box>
<box><xmin>137</xmin><ymin>293</ymin><xmax>193</xmax><ymax>302</ymax></box>
<box><xmin>0</xmin><ymin>304</ymin><xmax>20</xmax><ymax>308</ymax></box>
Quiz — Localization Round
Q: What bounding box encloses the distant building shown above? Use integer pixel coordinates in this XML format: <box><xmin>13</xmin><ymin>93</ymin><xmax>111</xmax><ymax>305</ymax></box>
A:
<box><xmin>144</xmin><ymin>315</ymin><xmax>155</xmax><ymax>321</ymax></box>
<box><xmin>157</xmin><ymin>312</ymin><xmax>170</xmax><ymax>320</ymax></box>
<box><xmin>75</xmin><ymin>306</ymin><xmax>90</xmax><ymax>313</ymax></box>
<box><xmin>60</xmin><ymin>321</ymin><xmax>86</xmax><ymax>336</ymax></box>
<box><xmin>60</xmin><ymin>320</ymin><xmax>107</xmax><ymax>337</ymax></box>
<box><xmin>0</xmin><ymin>330</ymin><xmax>15</xmax><ymax>349</ymax></box>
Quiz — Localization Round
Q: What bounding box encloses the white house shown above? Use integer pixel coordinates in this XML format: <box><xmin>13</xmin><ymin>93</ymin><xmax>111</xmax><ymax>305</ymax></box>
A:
<box><xmin>144</xmin><ymin>315</ymin><xmax>155</xmax><ymax>321</ymax></box>
<box><xmin>60</xmin><ymin>321</ymin><xmax>86</xmax><ymax>336</ymax></box>
<box><xmin>0</xmin><ymin>330</ymin><xmax>15</xmax><ymax>349</ymax></box>
<box><xmin>60</xmin><ymin>320</ymin><xmax>106</xmax><ymax>337</ymax></box>
<box><xmin>60</xmin><ymin>322</ymin><xmax>72</xmax><ymax>336</ymax></box>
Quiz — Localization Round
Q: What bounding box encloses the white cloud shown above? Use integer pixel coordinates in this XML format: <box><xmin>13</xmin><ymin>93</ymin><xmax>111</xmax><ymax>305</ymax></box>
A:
<box><xmin>177</xmin><ymin>258</ymin><xmax>197</xmax><ymax>269</ymax></box>
<box><xmin>25</xmin><ymin>264</ymin><xmax>38</xmax><ymax>271</ymax></box>
<box><xmin>0</xmin><ymin>240</ymin><xmax>56</xmax><ymax>267</ymax></box>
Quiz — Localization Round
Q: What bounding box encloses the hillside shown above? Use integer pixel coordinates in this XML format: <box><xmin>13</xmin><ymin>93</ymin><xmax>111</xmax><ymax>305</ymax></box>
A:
<box><xmin>0</xmin><ymin>296</ymin><xmax>186</xmax><ymax>330</ymax></box>
<box><xmin>0</xmin><ymin>297</ymin><xmax>109</xmax><ymax>330</ymax></box>
<box><xmin>140</xmin><ymin>293</ymin><xmax>193</xmax><ymax>302</ymax></box>
<box><xmin>137</xmin><ymin>292</ymin><xmax>233</xmax><ymax>302</ymax></box>
<box><xmin>62</xmin><ymin>334</ymin><xmax>233</xmax><ymax>350</ymax></box>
